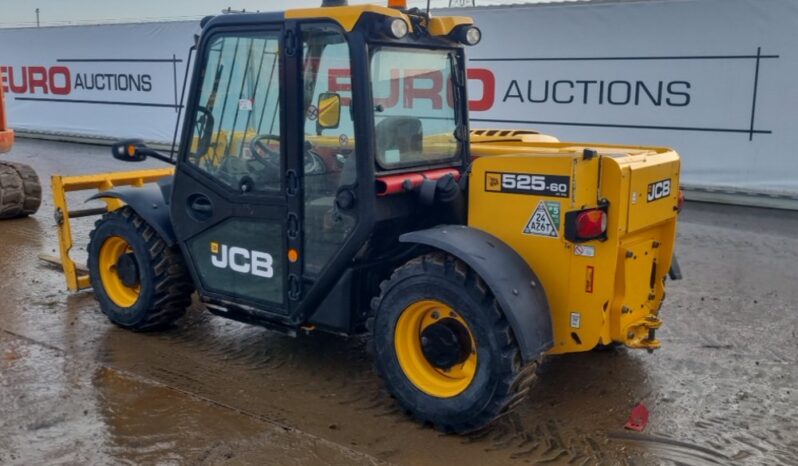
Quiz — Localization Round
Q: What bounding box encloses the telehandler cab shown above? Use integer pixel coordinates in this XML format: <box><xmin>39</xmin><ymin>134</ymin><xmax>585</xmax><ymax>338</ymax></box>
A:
<box><xmin>50</xmin><ymin>0</ymin><xmax>682</xmax><ymax>432</ymax></box>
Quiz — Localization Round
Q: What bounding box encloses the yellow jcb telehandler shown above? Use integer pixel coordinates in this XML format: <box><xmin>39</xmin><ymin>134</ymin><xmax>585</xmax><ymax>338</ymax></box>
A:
<box><xmin>49</xmin><ymin>0</ymin><xmax>682</xmax><ymax>433</ymax></box>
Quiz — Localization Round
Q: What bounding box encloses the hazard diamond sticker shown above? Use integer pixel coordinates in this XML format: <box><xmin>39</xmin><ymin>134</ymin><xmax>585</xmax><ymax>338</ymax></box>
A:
<box><xmin>523</xmin><ymin>201</ymin><xmax>561</xmax><ymax>238</ymax></box>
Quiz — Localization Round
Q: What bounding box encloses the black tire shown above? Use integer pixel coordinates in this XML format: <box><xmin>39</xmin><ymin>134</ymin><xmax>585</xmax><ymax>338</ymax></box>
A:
<box><xmin>4</xmin><ymin>162</ymin><xmax>42</xmax><ymax>216</ymax></box>
<box><xmin>371</xmin><ymin>253</ymin><xmax>539</xmax><ymax>433</ymax></box>
<box><xmin>0</xmin><ymin>162</ymin><xmax>23</xmax><ymax>219</ymax></box>
<box><xmin>88</xmin><ymin>206</ymin><xmax>194</xmax><ymax>331</ymax></box>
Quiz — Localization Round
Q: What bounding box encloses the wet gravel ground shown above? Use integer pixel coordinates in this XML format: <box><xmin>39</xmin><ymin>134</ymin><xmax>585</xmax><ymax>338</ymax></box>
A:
<box><xmin>0</xmin><ymin>138</ymin><xmax>796</xmax><ymax>465</ymax></box>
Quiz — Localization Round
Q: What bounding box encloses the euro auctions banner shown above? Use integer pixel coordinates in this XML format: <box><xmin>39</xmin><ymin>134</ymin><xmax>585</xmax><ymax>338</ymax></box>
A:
<box><xmin>1</xmin><ymin>0</ymin><xmax>797</xmax><ymax>197</ymax></box>
<box><xmin>0</xmin><ymin>22</ymin><xmax>198</xmax><ymax>142</ymax></box>
<box><xmin>451</xmin><ymin>0</ymin><xmax>798</xmax><ymax>197</ymax></box>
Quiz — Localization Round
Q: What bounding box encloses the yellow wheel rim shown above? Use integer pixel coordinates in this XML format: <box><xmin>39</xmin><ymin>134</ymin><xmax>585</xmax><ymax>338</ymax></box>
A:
<box><xmin>394</xmin><ymin>299</ymin><xmax>478</xmax><ymax>398</ymax></box>
<box><xmin>98</xmin><ymin>236</ymin><xmax>141</xmax><ymax>308</ymax></box>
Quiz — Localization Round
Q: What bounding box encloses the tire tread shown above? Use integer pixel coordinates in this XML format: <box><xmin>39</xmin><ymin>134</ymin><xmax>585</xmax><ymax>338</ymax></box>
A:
<box><xmin>371</xmin><ymin>252</ymin><xmax>540</xmax><ymax>433</ymax></box>
<box><xmin>89</xmin><ymin>206</ymin><xmax>193</xmax><ymax>331</ymax></box>
<box><xmin>0</xmin><ymin>163</ymin><xmax>23</xmax><ymax>219</ymax></box>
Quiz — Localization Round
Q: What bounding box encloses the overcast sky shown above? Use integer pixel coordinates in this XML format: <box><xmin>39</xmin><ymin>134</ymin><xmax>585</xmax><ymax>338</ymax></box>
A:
<box><xmin>0</xmin><ymin>0</ymin><xmax>568</xmax><ymax>28</ymax></box>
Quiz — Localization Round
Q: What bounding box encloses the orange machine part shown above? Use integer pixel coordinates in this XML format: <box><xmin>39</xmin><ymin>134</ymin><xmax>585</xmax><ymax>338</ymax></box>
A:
<box><xmin>0</xmin><ymin>85</ymin><xmax>14</xmax><ymax>153</ymax></box>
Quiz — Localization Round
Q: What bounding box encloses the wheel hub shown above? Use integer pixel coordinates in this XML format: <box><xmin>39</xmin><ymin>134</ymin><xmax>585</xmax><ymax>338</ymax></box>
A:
<box><xmin>394</xmin><ymin>299</ymin><xmax>478</xmax><ymax>398</ymax></box>
<box><xmin>420</xmin><ymin>318</ymin><xmax>473</xmax><ymax>370</ymax></box>
<box><xmin>115</xmin><ymin>253</ymin><xmax>140</xmax><ymax>287</ymax></box>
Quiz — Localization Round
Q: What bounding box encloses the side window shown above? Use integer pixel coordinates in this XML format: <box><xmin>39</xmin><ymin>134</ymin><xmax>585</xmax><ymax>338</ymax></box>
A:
<box><xmin>301</xmin><ymin>25</ymin><xmax>357</xmax><ymax>275</ymax></box>
<box><xmin>187</xmin><ymin>33</ymin><xmax>282</xmax><ymax>193</ymax></box>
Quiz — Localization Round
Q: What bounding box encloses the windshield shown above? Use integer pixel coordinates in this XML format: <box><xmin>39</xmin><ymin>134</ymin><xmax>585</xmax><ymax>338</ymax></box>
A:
<box><xmin>370</xmin><ymin>47</ymin><xmax>460</xmax><ymax>169</ymax></box>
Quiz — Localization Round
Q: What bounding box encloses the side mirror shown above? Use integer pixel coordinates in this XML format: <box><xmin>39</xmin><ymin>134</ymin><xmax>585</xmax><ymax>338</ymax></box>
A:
<box><xmin>316</xmin><ymin>92</ymin><xmax>341</xmax><ymax>132</ymax></box>
<box><xmin>111</xmin><ymin>139</ymin><xmax>147</xmax><ymax>162</ymax></box>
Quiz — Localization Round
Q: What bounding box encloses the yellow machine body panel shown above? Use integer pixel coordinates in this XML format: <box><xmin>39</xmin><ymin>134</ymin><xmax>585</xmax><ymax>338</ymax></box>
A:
<box><xmin>286</xmin><ymin>4</ymin><xmax>410</xmax><ymax>31</ymax></box>
<box><xmin>468</xmin><ymin>135</ymin><xmax>680</xmax><ymax>354</ymax></box>
<box><xmin>427</xmin><ymin>16</ymin><xmax>473</xmax><ymax>36</ymax></box>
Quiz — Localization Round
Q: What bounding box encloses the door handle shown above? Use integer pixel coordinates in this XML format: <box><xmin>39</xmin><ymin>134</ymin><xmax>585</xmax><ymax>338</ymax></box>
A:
<box><xmin>190</xmin><ymin>198</ymin><xmax>212</xmax><ymax>212</ymax></box>
<box><xmin>187</xmin><ymin>194</ymin><xmax>213</xmax><ymax>221</ymax></box>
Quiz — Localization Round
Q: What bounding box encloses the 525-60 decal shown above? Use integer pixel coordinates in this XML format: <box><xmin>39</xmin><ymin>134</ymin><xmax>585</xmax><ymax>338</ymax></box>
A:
<box><xmin>485</xmin><ymin>172</ymin><xmax>570</xmax><ymax>198</ymax></box>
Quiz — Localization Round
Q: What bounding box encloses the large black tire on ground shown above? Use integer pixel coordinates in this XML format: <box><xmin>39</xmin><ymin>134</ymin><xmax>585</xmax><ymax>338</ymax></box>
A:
<box><xmin>7</xmin><ymin>162</ymin><xmax>42</xmax><ymax>215</ymax></box>
<box><xmin>371</xmin><ymin>253</ymin><xmax>540</xmax><ymax>433</ymax></box>
<box><xmin>88</xmin><ymin>206</ymin><xmax>194</xmax><ymax>331</ymax></box>
<box><xmin>0</xmin><ymin>162</ymin><xmax>24</xmax><ymax>219</ymax></box>
<box><xmin>0</xmin><ymin>161</ymin><xmax>42</xmax><ymax>218</ymax></box>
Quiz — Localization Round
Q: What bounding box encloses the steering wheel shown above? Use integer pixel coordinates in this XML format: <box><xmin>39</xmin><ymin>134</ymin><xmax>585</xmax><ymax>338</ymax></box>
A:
<box><xmin>249</xmin><ymin>134</ymin><xmax>281</xmax><ymax>167</ymax></box>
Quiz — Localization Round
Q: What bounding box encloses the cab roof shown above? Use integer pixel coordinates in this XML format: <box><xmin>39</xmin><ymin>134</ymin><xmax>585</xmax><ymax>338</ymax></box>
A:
<box><xmin>203</xmin><ymin>3</ymin><xmax>473</xmax><ymax>37</ymax></box>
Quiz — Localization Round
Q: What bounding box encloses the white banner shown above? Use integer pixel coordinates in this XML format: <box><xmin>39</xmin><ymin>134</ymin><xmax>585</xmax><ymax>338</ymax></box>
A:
<box><xmin>0</xmin><ymin>0</ymin><xmax>796</xmax><ymax>196</ymax></box>
<box><xmin>0</xmin><ymin>22</ymin><xmax>197</xmax><ymax>142</ymax></box>
<box><xmin>454</xmin><ymin>0</ymin><xmax>798</xmax><ymax>196</ymax></box>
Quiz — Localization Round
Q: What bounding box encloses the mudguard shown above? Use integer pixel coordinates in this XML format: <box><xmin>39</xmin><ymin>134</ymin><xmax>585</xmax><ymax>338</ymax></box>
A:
<box><xmin>88</xmin><ymin>182</ymin><xmax>176</xmax><ymax>246</ymax></box>
<box><xmin>400</xmin><ymin>225</ymin><xmax>554</xmax><ymax>361</ymax></box>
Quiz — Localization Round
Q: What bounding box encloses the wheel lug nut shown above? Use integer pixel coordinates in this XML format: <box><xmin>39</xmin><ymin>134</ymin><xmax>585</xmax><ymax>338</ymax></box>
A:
<box><xmin>431</xmin><ymin>311</ymin><xmax>440</xmax><ymax>319</ymax></box>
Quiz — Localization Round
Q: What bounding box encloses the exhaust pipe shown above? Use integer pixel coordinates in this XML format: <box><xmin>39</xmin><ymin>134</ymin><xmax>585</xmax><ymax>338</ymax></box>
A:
<box><xmin>321</xmin><ymin>0</ymin><xmax>348</xmax><ymax>6</ymax></box>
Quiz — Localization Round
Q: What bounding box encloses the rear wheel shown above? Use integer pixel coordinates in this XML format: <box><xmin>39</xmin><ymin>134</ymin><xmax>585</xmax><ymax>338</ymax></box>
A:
<box><xmin>88</xmin><ymin>206</ymin><xmax>194</xmax><ymax>331</ymax></box>
<box><xmin>7</xmin><ymin>162</ymin><xmax>42</xmax><ymax>216</ymax></box>
<box><xmin>372</xmin><ymin>253</ymin><xmax>539</xmax><ymax>433</ymax></box>
<box><xmin>0</xmin><ymin>162</ymin><xmax>24</xmax><ymax>219</ymax></box>
<box><xmin>0</xmin><ymin>161</ymin><xmax>42</xmax><ymax>218</ymax></box>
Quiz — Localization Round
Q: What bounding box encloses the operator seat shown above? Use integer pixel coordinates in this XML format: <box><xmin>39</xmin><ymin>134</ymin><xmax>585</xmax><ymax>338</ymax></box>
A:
<box><xmin>375</xmin><ymin>116</ymin><xmax>422</xmax><ymax>165</ymax></box>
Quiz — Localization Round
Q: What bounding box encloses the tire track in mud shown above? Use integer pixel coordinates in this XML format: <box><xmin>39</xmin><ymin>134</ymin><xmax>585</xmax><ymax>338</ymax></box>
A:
<box><xmin>608</xmin><ymin>431</ymin><xmax>729</xmax><ymax>465</ymax></box>
<box><xmin>461</xmin><ymin>416</ymin><xmax>604</xmax><ymax>465</ymax></box>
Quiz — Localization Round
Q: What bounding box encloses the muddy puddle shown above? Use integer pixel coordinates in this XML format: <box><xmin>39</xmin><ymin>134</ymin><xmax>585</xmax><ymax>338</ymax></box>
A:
<box><xmin>0</xmin><ymin>332</ymin><xmax>381</xmax><ymax>465</ymax></box>
<box><xmin>0</xmin><ymin>139</ymin><xmax>796</xmax><ymax>465</ymax></box>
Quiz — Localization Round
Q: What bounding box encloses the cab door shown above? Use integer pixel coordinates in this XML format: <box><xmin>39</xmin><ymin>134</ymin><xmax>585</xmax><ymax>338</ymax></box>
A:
<box><xmin>171</xmin><ymin>27</ymin><xmax>298</xmax><ymax>316</ymax></box>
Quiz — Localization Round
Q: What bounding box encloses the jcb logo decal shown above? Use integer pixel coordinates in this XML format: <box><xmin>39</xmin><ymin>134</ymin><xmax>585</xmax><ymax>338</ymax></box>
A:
<box><xmin>485</xmin><ymin>173</ymin><xmax>502</xmax><ymax>192</ymax></box>
<box><xmin>210</xmin><ymin>241</ymin><xmax>274</xmax><ymax>278</ymax></box>
<box><xmin>647</xmin><ymin>179</ymin><xmax>671</xmax><ymax>202</ymax></box>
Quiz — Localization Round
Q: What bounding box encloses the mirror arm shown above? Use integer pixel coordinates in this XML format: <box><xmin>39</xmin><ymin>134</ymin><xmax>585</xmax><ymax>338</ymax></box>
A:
<box><xmin>139</xmin><ymin>147</ymin><xmax>177</xmax><ymax>165</ymax></box>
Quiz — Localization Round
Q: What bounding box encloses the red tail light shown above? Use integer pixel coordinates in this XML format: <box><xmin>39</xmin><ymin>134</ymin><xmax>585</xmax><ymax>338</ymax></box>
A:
<box><xmin>576</xmin><ymin>210</ymin><xmax>607</xmax><ymax>238</ymax></box>
<box><xmin>565</xmin><ymin>207</ymin><xmax>608</xmax><ymax>242</ymax></box>
<box><xmin>677</xmin><ymin>190</ymin><xmax>685</xmax><ymax>212</ymax></box>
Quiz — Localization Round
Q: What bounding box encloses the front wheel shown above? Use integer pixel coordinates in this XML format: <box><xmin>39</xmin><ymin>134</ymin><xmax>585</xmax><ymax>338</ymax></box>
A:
<box><xmin>371</xmin><ymin>253</ymin><xmax>539</xmax><ymax>433</ymax></box>
<box><xmin>88</xmin><ymin>206</ymin><xmax>194</xmax><ymax>331</ymax></box>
